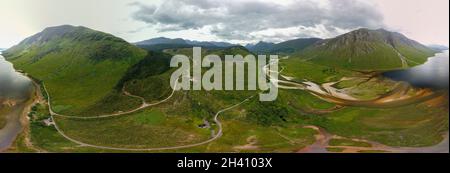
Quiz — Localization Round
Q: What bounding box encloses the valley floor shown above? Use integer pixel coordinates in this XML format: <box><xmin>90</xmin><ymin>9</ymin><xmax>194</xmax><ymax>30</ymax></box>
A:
<box><xmin>5</xmin><ymin>59</ymin><xmax>449</xmax><ymax>153</ymax></box>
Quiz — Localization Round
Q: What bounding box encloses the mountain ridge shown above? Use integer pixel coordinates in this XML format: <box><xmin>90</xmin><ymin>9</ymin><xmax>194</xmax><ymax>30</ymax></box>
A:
<box><xmin>3</xmin><ymin>25</ymin><xmax>147</xmax><ymax>115</ymax></box>
<box><xmin>246</xmin><ymin>38</ymin><xmax>322</xmax><ymax>55</ymax></box>
<box><xmin>135</xmin><ymin>37</ymin><xmax>238</xmax><ymax>49</ymax></box>
<box><xmin>298</xmin><ymin>28</ymin><xmax>437</xmax><ymax>70</ymax></box>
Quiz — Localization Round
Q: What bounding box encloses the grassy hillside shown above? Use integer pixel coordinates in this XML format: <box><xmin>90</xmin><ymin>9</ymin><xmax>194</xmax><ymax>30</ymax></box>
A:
<box><xmin>298</xmin><ymin>28</ymin><xmax>437</xmax><ymax>70</ymax></box>
<box><xmin>3</xmin><ymin>25</ymin><xmax>147</xmax><ymax>115</ymax></box>
<box><xmin>5</xmin><ymin>27</ymin><xmax>447</xmax><ymax>153</ymax></box>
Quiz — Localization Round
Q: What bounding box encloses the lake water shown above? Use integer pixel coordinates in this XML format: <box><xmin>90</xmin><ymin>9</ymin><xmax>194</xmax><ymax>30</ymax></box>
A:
<box><xmin>0</xmin><ymin>54</ymin><xmax>33</xmax><ymax>99</ymax></box>
<box><xmin>383</xmin><ymin>50</ymin><xmax>449</xmax><ymax>90</ymax></box>
<box><xmin>0</xmin><ymin>53</ymin><xmax>33</xmax><ymax>151</ymax></box>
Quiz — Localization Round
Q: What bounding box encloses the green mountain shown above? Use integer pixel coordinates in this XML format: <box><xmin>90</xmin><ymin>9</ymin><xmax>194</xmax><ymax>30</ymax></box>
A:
<box><xmin>298</xmin><ymin>28</ymin><xmax>437</xmax><ymax>70</ymax></box>
<box><xmin>3</xmin><ymin>25</ymin><xmax>147</xmax><ymax>115</ymax></box>
<box><xmin>246</xmin><ymin>38</ymin><xmax>321</xmax><ymax>55</ymax></box>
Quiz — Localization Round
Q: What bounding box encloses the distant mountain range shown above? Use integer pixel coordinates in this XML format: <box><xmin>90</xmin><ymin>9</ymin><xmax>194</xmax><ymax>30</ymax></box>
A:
<box><xmin>245</xmin><ymin>38</ymin><xmax>322</xmax><ymax>55</ymax></box>
<box><xmin>4</xmin><ymin>25</ymin><xmax>439</xmax><ymax>74</ymax></box>
<box><xmin>428</xmin><ymin>44</ymin><xmax>449</xmax><ymax>52</ymax></box>
<box><xmin>135</xmin><ymin>37</ymin><xmax>238</xmax><ymax>51</ymax></box>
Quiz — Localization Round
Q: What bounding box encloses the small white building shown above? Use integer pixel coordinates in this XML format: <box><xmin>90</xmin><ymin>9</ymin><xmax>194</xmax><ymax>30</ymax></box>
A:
<box><xmin>43</xmin><ymin>118</ymin><xmax>55</xmax><ymax>126</ymax></box>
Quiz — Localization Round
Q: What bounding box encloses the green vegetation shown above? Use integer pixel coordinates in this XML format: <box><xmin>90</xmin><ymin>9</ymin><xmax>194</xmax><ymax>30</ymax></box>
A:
<box><xmin>307</xmin><ymin>99</ymin><xmax>448</xmax><ymax>147</ymax></box>
<box><xmin>326</xmin><ymin>147</ymin><xmax>345</xmax><ymax>152</ymax></box>
<box><xmin>78</xmin><ymin>91</ymin><xmax>142</xmax><ymax>116</ymax></box>
<box><xmin>54</xmin><ymin>112</ymin><xmax>210</xmax><ymax>149</ymax></box>
<box><xmin>246</xmin><ymin>100</ymin><xmax>289</xmax><ymax>126</ymax></box>
<box><xmin>335</xmin><ymin>77</ymin><xmax>398</xmax><ymax>100</ymax></box>
<box><xmin>133</xmin><ymin>109</ymin><xmax>166</xmax><ymax>125</ymax></box>
<box><xmin>329</xmin><ymin>138</ymin><xmax>372</xmax><ymax>147</ymax></box>
<box><xmin>4</xmin><ymin>26</ymin><xmax>448</xmax><ymax>153</ymax></box>
<box><xmin>120</xmin><ymin>52</ymin><xmax>174</xmax><ymax>102</ymax></box>
<box><xmin>4</xmin><ymin>25</ymin><xmax>147</xmax><ymax>115</ymax></box>
<box><xmin>204</xmin><ymin>120</ymin><xmax>316</xmax><ymax>153</ymax></box>
<box><xmin>280</xmin><ymin>58</ymin><xmax>357</xmax><ymax>83</ymax></box>
<box><xmin>298</xmin><ymin>28</ymin><xmax>436</xmax><ymax>70</ymax></box>
<box><xmin>27</xmin><ymin>103</ymin><xmax>78</xmax><ymax>151</ymax></box>
<box><xmin>0</xmin><ymin>104</ymin><xmax>10</xmax><ymax>129</ymax></box>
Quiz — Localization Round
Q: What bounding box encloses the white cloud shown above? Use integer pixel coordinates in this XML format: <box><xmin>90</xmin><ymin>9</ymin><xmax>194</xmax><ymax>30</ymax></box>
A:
<box><xmin>130</xmin><ymin>0</ymin><xmax>384</xmax><ymax>43</ymax></box>
<box><xmin>0</xmin><ymin>0</ymin><xmax>447</xmax><ymax>47</ymax></box>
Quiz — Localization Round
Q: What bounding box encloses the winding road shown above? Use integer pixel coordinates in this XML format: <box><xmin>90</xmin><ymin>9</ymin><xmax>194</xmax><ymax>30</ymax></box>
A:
<box><xmin>40</xmin><ymin>82</ymin><xmax>255</xmax><ymax>151</ymax></box>
<box><xmin>45</xmin><ymin>83</ymin><xmax>176</xmax><ymax>119</ymax></box>
<box><xmin>32</xmin><ymin>56</ymin><xmax>446</xmax><ymax>152</ymax></box>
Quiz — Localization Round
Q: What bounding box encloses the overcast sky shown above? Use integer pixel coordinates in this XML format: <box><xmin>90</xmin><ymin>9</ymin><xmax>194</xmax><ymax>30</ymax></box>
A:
<box><xmin>0</xmin><ymin>0</ymin><xmax>448</xmax><ymax>48</ymax></box>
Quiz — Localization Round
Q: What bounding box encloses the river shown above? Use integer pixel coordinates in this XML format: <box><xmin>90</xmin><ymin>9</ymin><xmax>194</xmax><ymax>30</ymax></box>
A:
<box><xmin>0</xmin><ymin>53</ymin><xmax>33</xmax><ymax>151</ymax></box>
<box><xmin>384</xmin><ymin>50</ymin><xmax>449</xmax><ymax>89</ymax></box>
<box><xmin>1</xmin><ymin>50</ymin><xmax>448</xmax><ymax>152</ymax></box>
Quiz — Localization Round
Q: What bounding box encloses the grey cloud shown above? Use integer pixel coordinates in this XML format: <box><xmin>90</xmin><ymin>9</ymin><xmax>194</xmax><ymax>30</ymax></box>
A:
<box><xmin>130</xmin><ymin>0</ymin><xmax>384</xmax><ymax>42</ymax></box>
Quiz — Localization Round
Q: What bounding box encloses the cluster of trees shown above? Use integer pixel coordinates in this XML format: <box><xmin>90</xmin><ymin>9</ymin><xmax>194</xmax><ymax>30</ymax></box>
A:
<box><xmin>247</xmin><ymin>101</ymin><xmax>288</xmax><ymax>126</ymax></box>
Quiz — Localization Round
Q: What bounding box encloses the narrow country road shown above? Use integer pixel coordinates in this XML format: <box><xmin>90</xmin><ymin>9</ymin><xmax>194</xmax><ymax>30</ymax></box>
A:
<box><xmin>40</xmin><ymin>82</ymin><xmax>254</xmax><ymax>151</ymax></box>
<box><xmin>45</xmin><ymin>83</ymin><xmax>176</xmax><ymax>119</ymax></box>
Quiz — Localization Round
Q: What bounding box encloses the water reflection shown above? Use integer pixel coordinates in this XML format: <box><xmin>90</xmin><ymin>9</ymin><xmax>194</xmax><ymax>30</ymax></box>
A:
<box><xmin>384</xmin><ymin>50</ymin><xmax>449</xmax><ymax>89</ymax></box>
<box><xmin>0</xmin><ymin>54</ymin><xmax>33</xmax><ymax>151</ymax></box>
<box><xmin>0</xmin><ymin>54</ymin><xmax>32</xmax><ymax>100</ymax></box>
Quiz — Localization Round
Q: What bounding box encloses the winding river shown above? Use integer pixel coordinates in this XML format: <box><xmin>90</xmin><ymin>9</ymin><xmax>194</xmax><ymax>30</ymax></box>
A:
<box><xmin>0</xmin><ymin>50</ymin><xmax>448</xmax><ymax>152</ymax></box>
<box><xmin>0</xmin><ymin>53</ymin><xmax>33</xmax><ymax>151</ymax></box>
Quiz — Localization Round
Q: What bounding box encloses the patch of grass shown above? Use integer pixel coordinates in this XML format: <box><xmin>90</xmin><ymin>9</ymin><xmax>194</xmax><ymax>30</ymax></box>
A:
<box><xmin>329</xmin><ymin>138</ymin><xmax>372</xmax><ymax>147</ymax></box>
<box><xmin>342</xmin><ymin>77</ymin><xmax>398</xmax><ymax>100</ymax></box>
<box><xmin>54</xmin><ymin>98</ymin><xmax>212</xmax><ymax>149</ymax></box>
<box><xmin>308</xmin><ymin>96</ymin><xmax>449</xmax><ymax>147</ymax></box>
<box><xmin>280</xmin><ymin>58</ymin><xmax>356</xmax><ymax>83</ymax></box>
<box><xmin>79</xmin><ymin>91</ymin><xmax>142</xmax><ymax>116</ymax></box>
<box><xmin>358</xmin><ymin>150</ymin><xmax>389</xmax><ymax>153</ymax></box>
<box><xmin>134</xmin><ymin>109</ymin><xmax>166</xmax><ymax>125</ymax></box>
<box><xmin>280</xmin><ymin>89</ymin><xmax>336</xmax><ymax>110</ymax></box>
<box><xmin>204</xmin><ymin>119</ymin><xmax>316</xmax><ymax>153</ymax></box>
<box><xmin>0</xmin><ymin>105</ymin><xmax>10</xmax><ymax>129</ymax></box>
<box><xmin>326</xmin><ymin>147</ymin><xmax>345</xmax><ymax>152</ymax></box>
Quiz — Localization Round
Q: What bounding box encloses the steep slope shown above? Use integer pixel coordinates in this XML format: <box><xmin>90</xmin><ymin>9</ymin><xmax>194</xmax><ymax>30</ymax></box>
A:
<box><xmin>247</xmin><ymin>38</ymin><xmax>321</xmax><ymax>55</ymax></box>
<box><xmin>121</xmin><ymin>45</ymin><xmax>255</xmax><ymax>104</ymax></box>
<box><xmin>298</xmin><ymin>28</ymin><xmax>437</xmax><ymax>70</ymax></box>
<box><xmin>3</xmin><ymin>25</ymin><xmax>147</xmax><ymax>115</ymax></box>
